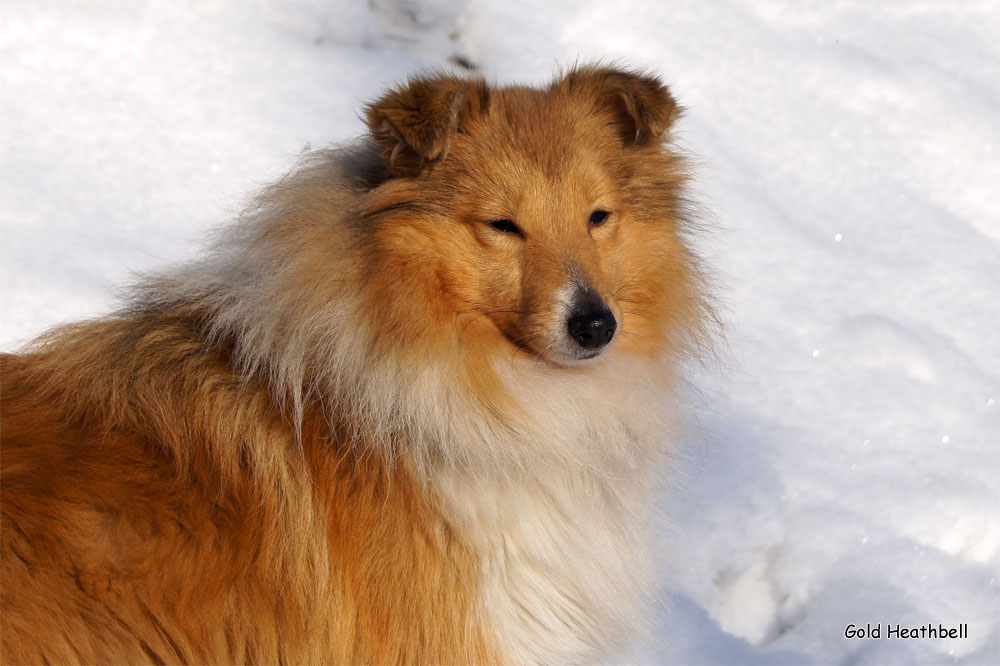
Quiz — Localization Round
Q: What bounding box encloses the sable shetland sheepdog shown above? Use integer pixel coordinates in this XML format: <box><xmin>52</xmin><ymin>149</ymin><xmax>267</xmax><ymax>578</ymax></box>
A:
<box><xmin>0</xmin><ymin>66</ymin><xmax>709</xmax><ymax>664</ymax></box>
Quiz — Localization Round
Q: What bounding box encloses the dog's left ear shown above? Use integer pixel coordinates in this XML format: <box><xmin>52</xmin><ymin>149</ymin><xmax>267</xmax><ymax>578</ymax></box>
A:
<box><xmin>365</xmin><ymin>74</ymin><xmax>487</xmax><ymax>176</ymax></box>
<box><xmin>560</xmin><ymin>66</ymin><xmax>681</xmax><ymax>145</ymax></box>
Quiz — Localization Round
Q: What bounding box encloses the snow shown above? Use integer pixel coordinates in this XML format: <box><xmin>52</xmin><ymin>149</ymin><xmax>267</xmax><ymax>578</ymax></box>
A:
<box><xmin>2</xmin><ymin>1</ymin><xmax>998</xmax><ymax>663</ymax></box>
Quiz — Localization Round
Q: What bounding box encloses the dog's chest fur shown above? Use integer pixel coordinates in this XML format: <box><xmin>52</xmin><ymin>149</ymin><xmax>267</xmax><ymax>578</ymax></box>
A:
<box><xmin>427</xmin><ymin>359</ymin><xmax>670</xmax><ymax>664</ymax></box>
<box><xmin>437</xmin><ymin>472</ymin><xmax>656</xmax><ymax>664</ymax></box>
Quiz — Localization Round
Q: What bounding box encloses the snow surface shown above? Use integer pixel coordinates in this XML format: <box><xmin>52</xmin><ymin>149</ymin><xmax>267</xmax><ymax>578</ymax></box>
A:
<box><xmin>2</xmin><ymin>1</ymin><xmax>998</xmax><ymax>664</ymax></box>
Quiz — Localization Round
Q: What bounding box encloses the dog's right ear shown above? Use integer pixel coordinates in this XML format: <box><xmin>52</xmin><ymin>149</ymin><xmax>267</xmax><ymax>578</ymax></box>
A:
<box><xmin>365</xmin><ymin>74</ymin><xmax>488</xmax><ymax>176</ymax></box>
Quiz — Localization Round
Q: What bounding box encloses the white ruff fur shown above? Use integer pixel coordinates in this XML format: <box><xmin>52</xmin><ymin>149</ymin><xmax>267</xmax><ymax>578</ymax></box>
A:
<box><xmin>142</xmin><ymin>146</ymin><xmax>681</xmax><ymax>663</ymax></box>
<box><xmin>436</xmin><ymin>358</ymin><xmax>674</xmax><ymax>664</ymax></box>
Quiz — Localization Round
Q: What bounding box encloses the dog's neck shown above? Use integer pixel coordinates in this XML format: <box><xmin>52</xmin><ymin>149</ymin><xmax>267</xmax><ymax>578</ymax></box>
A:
<box><xmin>416</xmin><ymin>353</ymin><xmax>674</xmax><ymax>664</ymax></box>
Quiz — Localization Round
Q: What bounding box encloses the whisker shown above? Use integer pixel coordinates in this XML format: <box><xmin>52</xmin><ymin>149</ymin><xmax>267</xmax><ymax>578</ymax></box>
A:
<box><xmin>532</xmin><ymin>338</ymin><xmax>560</xmax><ymax>368</ymax></box>
<box><xmin>457</xmin><ymin>309</ymin><xmax>535</xmax><ymax>336</ymax></box>
<box><xmin>506</xmin><ymin>333</ymin><xmax>541</xmax><ymax>365</ymax></box>
<box><xmin>613</xmin><ymin>270</ymin><xmax>645</xmax><ymax>298</ymax></box>
<box><xmin>509</xmin><ymin>331</ymin><xmax>539</xmax><ymax>345</ymax></box>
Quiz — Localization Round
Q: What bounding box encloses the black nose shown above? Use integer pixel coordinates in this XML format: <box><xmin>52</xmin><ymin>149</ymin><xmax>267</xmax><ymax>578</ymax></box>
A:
<box><xmin>567</xmin><ymin>308</ymin><xmax>617</xmax><ymax>350</ymax></box>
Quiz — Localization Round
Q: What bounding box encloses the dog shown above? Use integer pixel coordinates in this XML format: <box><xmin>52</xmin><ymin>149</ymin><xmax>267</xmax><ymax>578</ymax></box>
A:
<box><xmin>1</xmin><ymin>65</ymin><xmax>709</xmax><ymax>664</ymax></box>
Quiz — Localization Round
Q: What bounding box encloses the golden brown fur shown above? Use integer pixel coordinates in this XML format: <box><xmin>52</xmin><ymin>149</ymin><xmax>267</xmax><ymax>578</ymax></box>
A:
<box><xmin>1</xmin><ymin>316</ymin><xmax>494</xmax><ymax>664</ymax></box>
<box><xmin>1</xmin><ymin>66</ymin><xmax>708</xmax><ymax>664</ymax></box>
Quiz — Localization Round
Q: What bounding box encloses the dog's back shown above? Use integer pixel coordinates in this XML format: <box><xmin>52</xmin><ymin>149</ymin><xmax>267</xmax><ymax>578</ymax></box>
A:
<box><xmin>1</xmin><ymin>322</ymin><xmax>495</xmax><ymax>663</ymax></box>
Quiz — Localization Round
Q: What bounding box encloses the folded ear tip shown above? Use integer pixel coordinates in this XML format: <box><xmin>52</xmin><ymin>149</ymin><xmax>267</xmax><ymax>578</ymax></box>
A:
<box><xmin>364</xmin><ymin>73</ymin><xmax>484</xmax><ymax>175</ymax></box>
<box><xmin>560</xmin><ymin>64</ymin><xmax>681</xmax><ymax>143</ymax></box>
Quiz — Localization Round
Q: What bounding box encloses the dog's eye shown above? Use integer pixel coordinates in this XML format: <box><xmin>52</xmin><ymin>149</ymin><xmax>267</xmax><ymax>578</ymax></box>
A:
<box><xmin>490</xmin><ymin>219</ymin><xmax>523</xmax><ymax>236</ymax></box>
<box><xmin>589</xmin><ymin>210</ymin><xmax>610</xmax><ymax>226</ymax></box>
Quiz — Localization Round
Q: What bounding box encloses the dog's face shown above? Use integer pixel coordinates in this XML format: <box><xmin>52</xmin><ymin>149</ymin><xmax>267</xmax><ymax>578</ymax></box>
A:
<box><xmin>363</xmin><ymin>67</ymin><xmax>695</xmax><ymax>367</ymax></box>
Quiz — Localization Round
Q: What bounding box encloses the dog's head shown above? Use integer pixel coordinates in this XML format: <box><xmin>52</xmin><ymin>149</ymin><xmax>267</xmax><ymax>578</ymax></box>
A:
<box><xmin>361</xmin><ymin>66</ymin><xmax>697</xmax><ymax>367</ymax></box>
